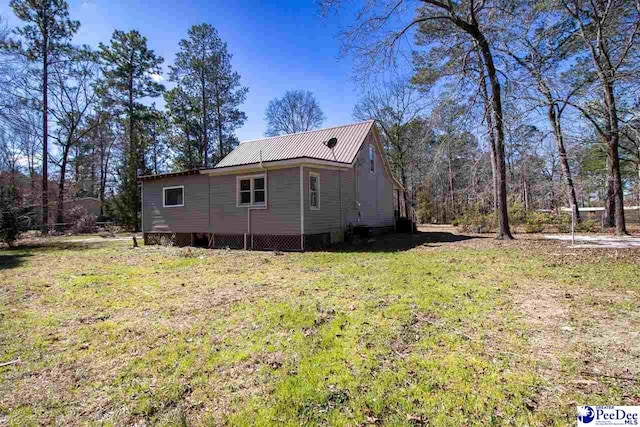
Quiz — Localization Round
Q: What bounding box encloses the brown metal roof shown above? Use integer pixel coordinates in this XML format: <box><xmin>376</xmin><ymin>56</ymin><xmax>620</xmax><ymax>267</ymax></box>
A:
<box><xmin>214</xmin><ymin>120</ymin><xmax>375</xmax><ymax>168</ymax></box>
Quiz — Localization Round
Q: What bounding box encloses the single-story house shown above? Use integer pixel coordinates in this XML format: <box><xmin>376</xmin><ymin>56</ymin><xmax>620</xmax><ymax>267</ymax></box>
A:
<box><xmin>140</xmin><ymin>120</ymin><xmax>408</xmax><ymax>251</ymax></box>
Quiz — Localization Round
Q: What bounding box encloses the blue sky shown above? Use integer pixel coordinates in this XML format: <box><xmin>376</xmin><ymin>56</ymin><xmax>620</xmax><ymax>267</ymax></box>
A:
<box><xmin>0</xmin><ymin>0</ymin><xmax>364</xmax><ymax>141</ymax></box>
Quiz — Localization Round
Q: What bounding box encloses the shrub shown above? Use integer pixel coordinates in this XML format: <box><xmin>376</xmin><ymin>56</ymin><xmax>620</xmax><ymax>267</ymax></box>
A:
<box><xmin>556</xmin><ymin>215</ymin><xmax>599</xmax><ymax>233</ymax></box>
<box><xmin>67</xmin><ymin>206</ymin><xmax>97</xmax><ymax>234</ymax></box>
<box><xmin>523</xmin><ymin>211</ymin><xmax>554</xmax><ymax>234</ymax></box>
<box><xmin>455</xmin><ymin>211</ymin><xmax>496</xmax><ymax>233</ymax></box>
<box><xmin>555</xmin><ymin>214</ymin><xmax>571</xmax><ymax>233</ymax></box>
<box><xmin>508</xmin><ymin>202</ymin><xmax>527</xmax><ymax>225</ymax></box>
<box><xmin>0</xmin><ymin>185</ymin><xmax>20</xmax><ymax>247</ymax></box>
<box><xmin>577</xmin><ymin>219</ymin><xmax>599</xmax><ymax>233</ymax></box>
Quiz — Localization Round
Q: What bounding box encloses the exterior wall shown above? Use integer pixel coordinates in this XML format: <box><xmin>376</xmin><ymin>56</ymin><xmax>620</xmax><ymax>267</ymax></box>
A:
<box><xmin>210</xmin><ymin>167</ymin><xmax>301</xmax><ymax>235</ymax></box>
<box><xmin>303</xmin><ymin>167</ymin><xmax>342</xmax><ymax>234</ymax></box>
<box><xmin>302</xmin><ymin>131</ymin><xmax>396</xmax><ymax>234</ymax></box>
<box><xmin>141</xmin><ymin>128</ymin><xmax>398</xmax><ymax>245</ymax></box>
<box><xmin>142</xmin><ymin>174</ymin><xmax>210</xmax><ymax>233</ymax></box>
<box><xmin>353</xmin><ymin>132</ymin><xmax>395</xmax><ymax>228</ymax></box>
<box><xmin>341</xmin><ymin>166</ymin><xmax>359</xmax><ymax>227</ymax></box>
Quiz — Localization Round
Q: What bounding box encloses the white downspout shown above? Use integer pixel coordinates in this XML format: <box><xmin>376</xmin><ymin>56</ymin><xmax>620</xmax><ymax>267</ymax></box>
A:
<box><xmin>300</xmin><ymin>165</ymin><xmax>304</xmax><ymax>251</ymax></box>
<box><xmin>339</xmin><ymin>170</ymin><xmax>343</xmax><ymax>237</ymax></box>
<box><xmin>247</xmin><ymin>159</ymin><xmax>267</xmax><ymax>250</ymax></box>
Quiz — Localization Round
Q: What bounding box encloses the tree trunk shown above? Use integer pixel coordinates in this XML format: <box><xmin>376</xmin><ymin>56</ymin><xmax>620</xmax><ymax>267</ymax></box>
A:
<box><xmin>56</xmin><ymin>145</ymin><xmax>70</xmax><ymax>230</ymax></box>
<box><xmin>548</xmin><ymin>104</ymin><xmax>580</xmax><ymax>222</ymax></box>
<box><xmin>605</xmin><ymin>151</ymin><xmax>615</xmax><ymax>227</ymax></box>
<box><xmin>128</xmin><ymin>69</ymin><xmax>139</xmax><ymax>231</ymax></box>
<box><xmin>216</xmin><ymin>96</ymin><xmax>224</xmax><ymax>162</ymax></box>
<box><xmin>475</xmin><ymin>35</ymin><xmax>512</xmax><ymax>239</ymax></box>
<box><xmin>99</xmin><ymin>132</ymin><xmax>105</xmax><ymax>218</ymax></box>
<box><xmin>41</xmin><ymin>36</ymin><xmax>49</xmax><ymax>234</ymax></box>
<box><xmin>637</xmin><ymin>151</ymin><xmax>640</xmax><ymax>223</ymax></box>
<box><xmin>201</xmin><ymin>69</ymin><xmax>208</xmax><ymax>168</ymax></box>
<box><xmin>477</xmin><ymin>56</ymin><xmax>498</xmax><ymax>211</ymax></box>
<box><xmin>607</xmin><ymin>138</ymin><xmax>627</xmax><ymax>234</ymax></box>
<box><xmin>447</xmin><ymin>141</ymin><xmax>455</xmax><ymax>217</ymax></box>
<box><xmin>603</xmin><ymin>81</ymin><xmax>627</xmax><ymax>235</ymax></box>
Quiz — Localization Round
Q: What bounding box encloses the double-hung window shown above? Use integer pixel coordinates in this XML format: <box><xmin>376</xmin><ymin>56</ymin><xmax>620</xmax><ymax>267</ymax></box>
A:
<box><xmin>163</xmin><ymin>186</ymin><xmax>184</xmax><ymax>207</ymax></box>
<box><xmin>309</xmin><ymin>172</ymin><xmax>320</xmax><ymax>210</ymax></box>
<box><xmin>238</xmin><ymin>175</ymin><xmax>266</xmax><ymax>207</ymax></box>
<box><xmin>369</xmin><ymin>144</ymin><xmax>375</xmax><ymax>173</ymax></box>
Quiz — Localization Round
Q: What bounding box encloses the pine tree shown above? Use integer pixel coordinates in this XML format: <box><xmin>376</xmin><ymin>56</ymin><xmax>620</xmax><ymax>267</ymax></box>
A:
<box><xmin>165</xmin><ymin>85</ymin><xmax>202</xmax><ymax>169</ymax></box>
<box><xmin>98</xmin><ymin>30</ymin><xmax>164</xmax><ymax>230</ymax></box>
<box><xmin>8</xmin><ymin>0</ymin><xmax>79</xmax><ymax>233</ymax></box>
<box><xmin>169</xmin><ymin>24</ymin><xmax>247</xmax><ymax>165</ymax></box>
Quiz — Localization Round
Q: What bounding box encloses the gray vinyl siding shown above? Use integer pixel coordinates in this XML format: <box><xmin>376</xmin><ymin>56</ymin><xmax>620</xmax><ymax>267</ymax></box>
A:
<box><xmin>341</xmin><ymin>167</ymin><xmax>359</xmax><ymax>227</ymax></box>
<box><xmin>303</xmin><ymin>167</ymin><xmax>343</xmax><ymax>234</ymax></box>
<box><xmin>141</xmin><ymin>129</ymin><xmax>396</xmax><ymax>238</ymax></box>
<box><xmin>210</xmin><ymin>167</ymin><xmax>301</xmax><ymax>235</ymax></box>
<box><xmin>248</xmin><ymin>168</ymin><xmax>301</xmax><ymax>234</ymax></box>
<box><xmin>302</xmin><ymin>131</ymin><xmax>395</xmax><ymax>233</ymax></box>
<box><xmin>354</xmin><ymin>132</ymin><xmax>395</xmax><ymax>227</ymax></box>
<box><xmin>142</xmin><ymin>174</ymin><xmax>210</xmax><ymax>233</ymax></box>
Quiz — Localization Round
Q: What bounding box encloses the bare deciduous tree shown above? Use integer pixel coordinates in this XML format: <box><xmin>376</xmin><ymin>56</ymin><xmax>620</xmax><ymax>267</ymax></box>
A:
<box><xmin>322</xmin><ymin>0</ymin><xmax>514</xmax><ymax>239</ymax></box>
<box><xmin>265</xmin><ymin>90</ymin><xmax>325</xmax><ymax>136</ymax></box>
<box><xmin>353</xmin><ymin>78</ymin><xmax>427</xmax><ymax>192</ymax></box>
<box><xmin>561</xmin><ymin>0</ymin><xmax>640</xmax><ymax>234</ymax></box>
<box><xmin>49</xmin><ymin>49</ymin><xmax>98</xmax><ymax>227</ymax></box>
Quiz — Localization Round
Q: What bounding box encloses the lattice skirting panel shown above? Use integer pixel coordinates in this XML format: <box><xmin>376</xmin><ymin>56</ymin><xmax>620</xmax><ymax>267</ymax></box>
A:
<box><xmin>143</xmin><ymin>233</ymin><xmax>192</xmax><ymax>247</ymax></box>
<box><xmin>144</xmin><ymin>232</ymin><xmax>339</xmax><ymax>251</ymax></box>
<box><xmin>211</xmin><ymin>234</ymin><xmax>245</xmax><ymax>250</ymax></box>
<box><xmin>251</xmin><ymin>234</ymin><xmax>302</xmax><ymax>251</ymax></box>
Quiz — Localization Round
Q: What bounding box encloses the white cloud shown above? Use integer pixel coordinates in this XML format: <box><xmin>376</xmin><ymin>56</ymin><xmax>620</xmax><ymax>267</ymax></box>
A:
<box><xmin>150</xmin><ymin>73</ymin><xmax>164</xmax><ymax>83</ymax></box>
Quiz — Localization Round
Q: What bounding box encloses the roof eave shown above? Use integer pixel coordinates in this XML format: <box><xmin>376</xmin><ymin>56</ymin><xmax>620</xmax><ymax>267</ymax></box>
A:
<box><xmin>203</xmin><ymin>157</ymin><xmax>352</xmax><ymax>175</ymax></box>
<box><xmin>138</xmin><ymin>169</ymin><xmax>203</xmax><ymax>181</ymax></box>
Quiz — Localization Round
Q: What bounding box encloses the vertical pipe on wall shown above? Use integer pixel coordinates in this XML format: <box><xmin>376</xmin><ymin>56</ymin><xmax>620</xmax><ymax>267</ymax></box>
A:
<box><xmin>141</xmin><ymin>181</ymin><xmax>144</xmax><ymax>238</ymax></box>
<box><xmin>208</xmin><ymin>173</ymin><xmax>212</xmax><ymax>243</ymax></box>
<box><xmin>300</xmin><ymin>165</ymin><xmax>305</xmax><ymax>251</ymax></box>
<box><xmin>339</xmin><ymin>170</ymin><xmax>343</xmax><ymax>235</ymax></box>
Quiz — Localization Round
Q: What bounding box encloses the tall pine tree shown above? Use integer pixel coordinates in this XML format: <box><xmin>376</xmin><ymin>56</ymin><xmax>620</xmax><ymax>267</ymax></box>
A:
<box><xmin>98</xmin><ymin>30</ymin><xmax>164</xmax><ymax>230</ymax></box>
<box><xmin>169</xmin><ymin>24</ymin><xmax>247</xmax><ymax>165</ymax></box>
<box><xmin>8</xmin><ymin>0</ymin><xmax>79</xmax><ymax>233</ymax></box>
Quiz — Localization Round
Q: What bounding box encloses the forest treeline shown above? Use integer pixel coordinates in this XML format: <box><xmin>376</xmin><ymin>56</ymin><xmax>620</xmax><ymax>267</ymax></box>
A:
<box><xmin>0</xmin><ymin>2</ymin><xmax>247</xmax><ymax>233</ymax></box>
<box><xmin>1</xmin><ymin>0</ymin><xmax>639</xmax><ymax>239</ymax></box>
<box><xmin>328</xmin><ymin>0</ymin><xmax>640</xmax><ymax>237</ymax></box>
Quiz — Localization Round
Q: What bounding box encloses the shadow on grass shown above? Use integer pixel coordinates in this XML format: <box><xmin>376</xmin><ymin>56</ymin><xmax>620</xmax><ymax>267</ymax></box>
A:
<box><xmin>13</xmin><ymin>240</ymin><xmax>114</xmax><ymax>252</ymax></box>
<box><xmin>0</xmin><ymin>252</ymin><xmax>31</xmax><ymax>270</ymax></box>
<box><xmin>328</xmin><ymin>231</ymin><xmax>485</xmax><ymax>253</ymax></box>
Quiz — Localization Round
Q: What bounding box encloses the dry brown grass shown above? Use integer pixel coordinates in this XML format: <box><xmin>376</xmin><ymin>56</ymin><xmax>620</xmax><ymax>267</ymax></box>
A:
<box><xmin>0</xmin><ymin>228</ymin><xmax>638</xmax><ymax>425</ymax></box>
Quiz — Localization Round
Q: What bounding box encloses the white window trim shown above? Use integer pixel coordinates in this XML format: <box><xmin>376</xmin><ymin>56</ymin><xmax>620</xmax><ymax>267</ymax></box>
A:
<box><xmin>309</xmin><ymin>171</ymin><xmax>320</xmax><ymax>210</ymax></box>
<box><xmin>163</xmin><ymin>185</ymin><xmax>184</xmax><ymax>208</ymax></box>
<box><xmin>369</xmin><ymin>144</ymin><xmax>375</xmax><ymax>174</ymax></box>
<box><xmin>236</xmin><ymin>174</ymin><xmax>267</xmax><ymax>208</ymax></box>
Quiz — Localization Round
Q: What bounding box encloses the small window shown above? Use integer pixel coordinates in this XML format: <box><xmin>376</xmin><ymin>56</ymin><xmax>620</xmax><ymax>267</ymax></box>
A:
<box><xmin>238</xmin><ymin>175</ymin><xmax>267</xmax><ymax>207</ymax></box>
<box><xmin>369</xmin><ymin>144</ymin><xmax>375</xmax><ymax>173</ymax></box>
<box><xmin>254</xmin><ymin>177</ymin><xmax>265</xmax><ymax>203</ymax></box>
<box><xmin>163</xmin><ymin>186</ymin><xmax>184</xmax><ymax>207</ymax></box>
<box><xmin>240</xmin><ymin>179</ymin><xmax>251</xmax><ymax>204</ymax></box>
<box><xmin>309</xmin><ymin>172</ymin><xmax>320</xmax><ymax>210</ymax></box>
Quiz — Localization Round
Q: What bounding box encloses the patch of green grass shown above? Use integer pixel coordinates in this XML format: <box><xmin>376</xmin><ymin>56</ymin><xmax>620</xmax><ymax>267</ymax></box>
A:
<box><xmin>0</xmin><ymin>238</ymin><xmax>638</xmax><ymax>425</ymax></box>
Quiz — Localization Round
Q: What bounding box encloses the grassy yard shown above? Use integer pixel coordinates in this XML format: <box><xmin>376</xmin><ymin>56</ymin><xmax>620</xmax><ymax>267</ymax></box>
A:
<box><xmin>0</xmin><ymin>228</ymin><xmax>638</xmax><ymax>426</ymax></box>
